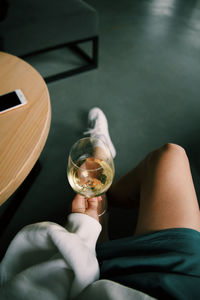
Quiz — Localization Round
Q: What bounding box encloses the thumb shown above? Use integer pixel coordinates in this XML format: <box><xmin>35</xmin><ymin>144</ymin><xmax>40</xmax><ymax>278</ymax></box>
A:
<box><xmin>71</xmin><ymin>194</ymin><xmax>86</xmax><ymax>213</ymax></box>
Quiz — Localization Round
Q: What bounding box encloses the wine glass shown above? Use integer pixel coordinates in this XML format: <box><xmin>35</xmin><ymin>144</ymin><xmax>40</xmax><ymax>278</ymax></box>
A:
<box><xmin>67</xmin><ymin>137</ymin><xmax>115</xmax><ymax>216</ymax></box>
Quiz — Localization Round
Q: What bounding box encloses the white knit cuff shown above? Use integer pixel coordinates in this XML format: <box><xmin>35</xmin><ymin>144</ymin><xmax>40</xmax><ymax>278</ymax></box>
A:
<box><xmin>65</xmin><ymin>213</ymin><xmax>102</xmax><ymax>251</ymax></box>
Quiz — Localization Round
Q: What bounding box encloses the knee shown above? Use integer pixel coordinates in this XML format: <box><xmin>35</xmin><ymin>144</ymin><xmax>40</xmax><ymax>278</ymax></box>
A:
<box><xmin>161</xmin><ymin>143</ymin><xmax>186</xmax><ymax>157</ymax></box>
<box><xmin>162</xmin><ymin>143</ymin><xmax>185</xmax><ymax>153</ymax></box>
<box><xmin>147</xmin><ymin>143</ymin><xmax>187</xmax><ymax>167</ymax></box>
<box><xmin>156</xmin><ymin>143</ymin><xmax>188</xmax><ymax>164</ymax></box>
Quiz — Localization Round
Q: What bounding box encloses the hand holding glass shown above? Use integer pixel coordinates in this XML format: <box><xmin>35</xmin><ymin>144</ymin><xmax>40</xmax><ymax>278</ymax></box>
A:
<box><xmin>67</xmin><ymin>137</ymin><xmax>114</xmax><ymax>216</ymax></box>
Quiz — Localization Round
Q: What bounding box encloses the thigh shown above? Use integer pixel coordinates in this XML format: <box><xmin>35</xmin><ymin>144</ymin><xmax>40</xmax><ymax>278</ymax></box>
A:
<box><xmin>108</xmin><ymin>164</ymin><xmax>141</xmax><ymax>209</ymax></box>
<box><xmin>135</xmin><ymin>143</ymin><xmax>200</xmax><ymax>235</ymax></box>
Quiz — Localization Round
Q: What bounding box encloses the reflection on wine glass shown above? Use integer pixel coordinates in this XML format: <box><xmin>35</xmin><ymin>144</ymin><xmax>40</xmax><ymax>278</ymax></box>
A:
<box><xmin>67</xmin><ymin>137</ymin><xmax>115</xmax><ymax>216</ymax></box>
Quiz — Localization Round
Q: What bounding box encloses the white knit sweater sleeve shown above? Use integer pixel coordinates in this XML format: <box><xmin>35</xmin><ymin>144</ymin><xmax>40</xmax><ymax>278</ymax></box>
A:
<box><xmin>0</xmin><ymin>213</ymin><xmax>102</xmax><ymax>300</ymax></box>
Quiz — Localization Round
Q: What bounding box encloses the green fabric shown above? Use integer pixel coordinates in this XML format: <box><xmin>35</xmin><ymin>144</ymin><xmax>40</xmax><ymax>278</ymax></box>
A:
<box><xmin>97</xmin><ymin>228</ymin><xmax>200</xmax><ymax>300</ymax></box>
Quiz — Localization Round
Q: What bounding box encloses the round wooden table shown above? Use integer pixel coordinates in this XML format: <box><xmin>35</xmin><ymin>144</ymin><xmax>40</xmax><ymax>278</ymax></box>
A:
<box><xmin>0</xmin><ymin>52</ymin><xmax>51</xmax><ymax>205</ymax></box>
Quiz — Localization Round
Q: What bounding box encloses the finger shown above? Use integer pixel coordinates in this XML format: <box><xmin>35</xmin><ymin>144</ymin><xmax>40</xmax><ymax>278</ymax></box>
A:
<box><xmin>86</xmin><ymin>197</ymin><xmax>99</xmax><ymax>221</ymax></box>
<box><xmin>72</xmin><ymin>194</ymin><xmax>86</xmax><ymax>213</ymax></box>
<box><xmin>87</xmin><ymin>197</ymin><xmax>99</xmax><ymax>211</ymax></box>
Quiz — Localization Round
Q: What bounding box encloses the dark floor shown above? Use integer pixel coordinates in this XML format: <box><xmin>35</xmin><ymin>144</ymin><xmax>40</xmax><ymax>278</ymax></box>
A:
<box><xmin>1</xmin><ymin>0</ymin><xmax>200</xmax><ymax>258</ymax></box>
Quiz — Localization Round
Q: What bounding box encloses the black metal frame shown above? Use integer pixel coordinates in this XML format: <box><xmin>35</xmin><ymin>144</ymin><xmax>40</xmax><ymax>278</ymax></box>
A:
<box><xmin>20</xmin><ymin>36</ymin><xmax>99</xmax><ymax>83</ymax></box>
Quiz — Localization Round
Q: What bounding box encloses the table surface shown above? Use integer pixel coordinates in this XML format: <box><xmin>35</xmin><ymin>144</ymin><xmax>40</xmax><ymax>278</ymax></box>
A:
<box><xmin>0</xmin><ymin>52</ymin><xmax>51</xmax><ymax>205</ymax></box>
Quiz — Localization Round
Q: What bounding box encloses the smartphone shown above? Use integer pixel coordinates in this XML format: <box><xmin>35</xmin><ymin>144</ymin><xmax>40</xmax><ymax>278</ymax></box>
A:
<box><xmin>0</xmin><ymin>89</ymin><xmax>27</xmax><ymax>114</ymax></box>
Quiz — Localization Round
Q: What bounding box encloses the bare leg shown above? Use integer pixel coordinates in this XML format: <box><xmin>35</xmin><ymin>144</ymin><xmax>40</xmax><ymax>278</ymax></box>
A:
<box><xmin>109</xmin><ymin>143</ymin><xmax>200</xmax><ymax>236</ymax></box>
<box><xmin>108</xmin><ymin>163</ymin><xmax>141</xmax><ymax>209</ymax></box>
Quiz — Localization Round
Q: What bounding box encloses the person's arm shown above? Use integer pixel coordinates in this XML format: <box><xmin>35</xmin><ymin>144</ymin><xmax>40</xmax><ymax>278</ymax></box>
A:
<box><xmin>0</xmin><ymin>195</ymin><xmax>102</xmax><ymax>300</ymax></box>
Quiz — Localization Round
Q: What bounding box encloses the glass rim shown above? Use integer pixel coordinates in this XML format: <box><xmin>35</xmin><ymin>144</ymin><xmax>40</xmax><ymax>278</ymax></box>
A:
<box><xmin>68</xmin><ymin>137</ymin><xmax>112</xmax><ymax>171</ymax></box>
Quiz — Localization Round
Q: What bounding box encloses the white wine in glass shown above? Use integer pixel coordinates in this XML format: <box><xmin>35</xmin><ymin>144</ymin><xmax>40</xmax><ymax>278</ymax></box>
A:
<box><xmin>67</xmin><ymin>137</ymin><xmax>115</xmax><ymax>216</ymax></box>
